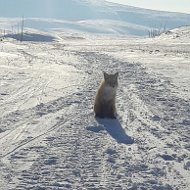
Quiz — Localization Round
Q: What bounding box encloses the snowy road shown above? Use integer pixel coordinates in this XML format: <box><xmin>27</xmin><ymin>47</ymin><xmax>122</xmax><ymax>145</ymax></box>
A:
<box><xmin>0</xmin><ymin>28</ymin><xmax>190</xmax><ymax>189</ymax></box>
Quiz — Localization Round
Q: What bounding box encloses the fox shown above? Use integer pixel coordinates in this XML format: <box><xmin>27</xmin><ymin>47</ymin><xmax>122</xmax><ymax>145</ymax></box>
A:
<box><xmin>94</xmin><ymin>71</ymin><xmax>119</xmax><ymax>119</ymax></box>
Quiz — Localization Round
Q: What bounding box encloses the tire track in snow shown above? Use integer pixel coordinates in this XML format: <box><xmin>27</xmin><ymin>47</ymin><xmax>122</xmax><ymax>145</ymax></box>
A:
<box><xmin>11</xmin><ymin>101</ymin><xmax>131</xmax><ymax>190</ymax></box>
<box><xmin>74</xmin><ymin>51</ymin><xmax>190</xmax><ymax>189</ymax></box>
<box><xmin>0</xmin><ymin>90</ymin><xmax>87</xmax><ymax>188</ymax></box>
<box><xmin>0</xmin><ymin>74</ymin><xmax>47</xmax><ymax>116</ymax></box>
<box><xmin>0</xmin><ymin>118</ymin><xmax>68</xmax><ymax>159</ymax></box>
<box><xmin>1</xmin><ymin>41</ymin><xmax>189</xmax><ymax>189</ymax></box>
<box><xmin>0</xmin><ymin>90</ymin><xmax>85</xmax><ymax>157</ymax></box>
<box><xmin>0</xmin><ymin>50</ymin><xmax>134</xmax><ymax>189</ymax></box>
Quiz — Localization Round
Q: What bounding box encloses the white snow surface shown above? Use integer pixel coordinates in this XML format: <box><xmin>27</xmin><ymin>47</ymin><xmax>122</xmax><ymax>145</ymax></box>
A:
<box><xmin>1</xmin><ymin>0</ymin><xmax>190</xmax><ymax>36</ymax></box>
<box><xmin>0</xmin><ymin>26</ymin><xmax>190</xmax><ymax>190</ymax></box>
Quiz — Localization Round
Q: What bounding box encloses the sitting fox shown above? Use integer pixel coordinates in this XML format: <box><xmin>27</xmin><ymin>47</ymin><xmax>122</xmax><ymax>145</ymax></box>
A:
<box><xmin>94</xmin><ymin>72</ymin><xmax>119</xmax><ymax>119</ymax></box>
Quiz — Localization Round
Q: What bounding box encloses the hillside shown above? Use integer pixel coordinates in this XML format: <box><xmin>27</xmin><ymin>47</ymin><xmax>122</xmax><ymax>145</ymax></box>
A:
<box><xmin>0</xmin><ymin>26</ymin><xmax>190</xmax><ymax>189</ymax></box>
<box><xmin>0</xmin><ymin>0</ymin><xmax>190</xmax><ymax>36</ymax></box>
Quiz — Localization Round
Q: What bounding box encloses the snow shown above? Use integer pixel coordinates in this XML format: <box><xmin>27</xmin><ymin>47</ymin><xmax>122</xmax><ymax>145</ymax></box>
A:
<box><xmin>0</xmin><ymin>25</ymin><xmax>190</xmax><ymax>189</ymax></box>
<box><xmin>1</xmin><ymin>0</ymin><xmax>190</xmax><ymax>36</ymax></box>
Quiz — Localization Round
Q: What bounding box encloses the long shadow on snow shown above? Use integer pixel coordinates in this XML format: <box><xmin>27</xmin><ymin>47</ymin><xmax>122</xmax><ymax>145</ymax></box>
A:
<box><xmin>95</xmin><ymin>118</ymin><xmax>134</xmax><ymax>145</ymax></box>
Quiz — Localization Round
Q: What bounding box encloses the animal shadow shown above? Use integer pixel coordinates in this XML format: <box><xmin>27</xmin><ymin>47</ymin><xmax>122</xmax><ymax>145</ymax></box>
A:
<box><xmin>96</xmin><ymin>117</ymin><xmax>134</xmax><ymax>145</ymax></box>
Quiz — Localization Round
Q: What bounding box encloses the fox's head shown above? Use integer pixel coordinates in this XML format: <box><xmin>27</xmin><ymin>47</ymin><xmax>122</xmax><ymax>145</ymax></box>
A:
<box><xmin>103</xmin><ymin>72</ymin><xmax>119</xmax><ymax>88</ymax></box>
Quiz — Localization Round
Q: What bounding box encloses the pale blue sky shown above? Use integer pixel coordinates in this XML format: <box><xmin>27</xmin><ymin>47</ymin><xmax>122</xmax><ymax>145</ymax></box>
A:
<box><xmin>107</xmin><ymin>0</ymin><xmax>190</xmax><ymax>14</ymax></box>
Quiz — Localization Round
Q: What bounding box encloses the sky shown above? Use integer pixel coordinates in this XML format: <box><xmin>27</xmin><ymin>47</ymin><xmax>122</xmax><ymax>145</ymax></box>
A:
<box><xmin>106</xmin><ymin>0</ymin><xmax>190</xmax><ymax>14</ymax></box>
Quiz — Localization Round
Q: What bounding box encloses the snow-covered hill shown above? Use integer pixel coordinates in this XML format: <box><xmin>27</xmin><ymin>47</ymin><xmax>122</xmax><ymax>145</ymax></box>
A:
<box><xmin>0</xmin><ymin>25</ymin><xmax>190</xmax><ymax>189</ymax></box>
<box><xmin>0</xmin><ymin>0</ymin><xmax>190</xmax><ymax>36</ymax></box>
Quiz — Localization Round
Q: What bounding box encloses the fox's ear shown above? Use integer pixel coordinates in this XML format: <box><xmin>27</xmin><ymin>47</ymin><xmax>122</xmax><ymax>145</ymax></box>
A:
<box><xmin>103</xmin><ymin>71</ymin><xmax>109</xmax><ymax>79</ymax></box>
<box><xmin>114</xmin><ymin>72</ymin><xmax>119</xmax><ymax>78</ymax></box>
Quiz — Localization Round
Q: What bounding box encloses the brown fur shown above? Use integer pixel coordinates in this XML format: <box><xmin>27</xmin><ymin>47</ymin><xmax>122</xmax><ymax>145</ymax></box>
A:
<box><xmin>94</xmin><ymin>72</ymin><xmax>118</xmax><ymax>119</ymax></box>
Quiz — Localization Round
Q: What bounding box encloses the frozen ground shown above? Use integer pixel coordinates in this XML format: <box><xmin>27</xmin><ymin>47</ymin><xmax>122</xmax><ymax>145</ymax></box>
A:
<box><xmin>0</xmin><ymin>26</ymin><xmax>190</xmax><ymax>190</ymax></box>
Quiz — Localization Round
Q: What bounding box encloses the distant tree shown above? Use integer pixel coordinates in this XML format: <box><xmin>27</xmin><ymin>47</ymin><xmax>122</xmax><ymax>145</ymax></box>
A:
<box><xmin>20</xmin><ymin>16</ymin><xmax>25</xmax><ymax>41</ymax></box>
<box><xmin>148</xmin><ymin>24</ymin><xmax>167</xmax><ymax>38</ymax></box>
